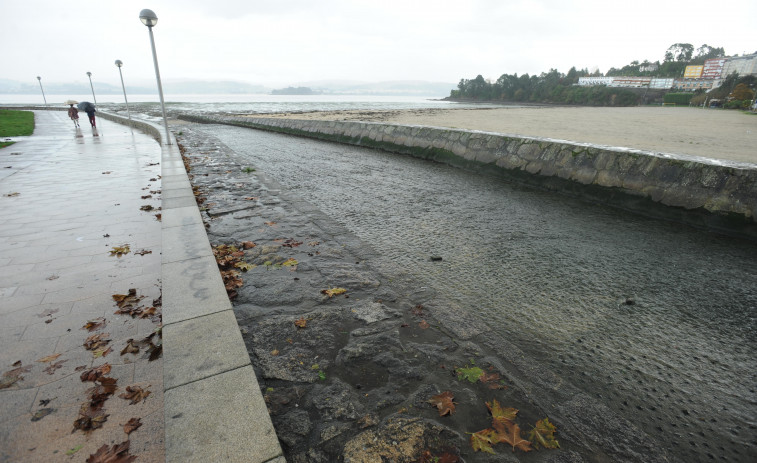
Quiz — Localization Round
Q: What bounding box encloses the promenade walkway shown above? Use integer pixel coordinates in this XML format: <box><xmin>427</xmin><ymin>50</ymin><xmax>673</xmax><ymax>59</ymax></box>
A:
<box><xmin>0</xmin><ymin>111</ymin><xmax>282</xmax><ymax>463</ymax></box>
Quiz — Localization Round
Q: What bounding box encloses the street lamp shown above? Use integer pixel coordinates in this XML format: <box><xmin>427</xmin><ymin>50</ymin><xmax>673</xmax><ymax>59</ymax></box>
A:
<box><xmin>36</xmin><ymin>76</ymin><xmax>48</xmax><ymax>107</ymax></box>
<box><xmin>86</xmin><ymin>71</ymin><xmax>97</xmax><ymax>106</ymax></box>
<box><xmin>139</xmin><ymin>8</ymin><xmax>171</xmax><ymax>145</ymax></box>
<box><xmin>114</xmin><ymin>60</ymin><xmax>132</xmax><ymax>120</ymax></box>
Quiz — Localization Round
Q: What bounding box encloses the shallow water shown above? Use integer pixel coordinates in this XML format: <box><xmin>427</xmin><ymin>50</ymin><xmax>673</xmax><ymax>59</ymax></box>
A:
<box><xmin>200</xmin><ymin>124</ymin><xmax>757</xmax><ymax>462</ymax></box>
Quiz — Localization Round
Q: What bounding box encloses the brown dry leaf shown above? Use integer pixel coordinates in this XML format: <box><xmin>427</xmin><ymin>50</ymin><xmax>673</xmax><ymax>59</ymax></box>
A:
<box><xmin>154</xmin><ymin>213</ymin><xmax>162</xmax><ymax>221</ymax></box>
<box><xmin>112</xmin><ymin>289</ymin><xmax>143</xmax><ymax>309</ymax></box>
<box><xmin>428</xmin><ymin>391</ymin><xmax>456</xmax><ymax>416</ymax></box>
<box><xmin>80</xmin><ymin>364</ymin><xmax>111</xmax><ymax>382</ymax></box>
<box><xmin>321</xmin><ymin>287</ymin><xmax>347</xmax><ymax>298</ymax></box>
<box><xmin>88</xmin><ymin>377</ymin><xmax>118</xmax><ymax>409</ymax></box>
<box><xmin>85</xmin><ymin>440</ymin><xmax>136</xmax><ymax>463</ymax></box>
<box><xmin>281</xmin><ymin>238</ymin><xmax>303</xmax><ymax>248</ymax></box>
<box><xmin>141</xmin><ymin>194</ymin><xmax>152</xmax><ymax>199</ymax></box>
<box><xmin>123</xmin><ymin>417</ymin><xmax>142</xmax><ymax>435</ymax></box>
<box><xmin>73</xmin><ymin>404</ymin><xmax>109</xmax><ymax>433</ymax></box>
<box><xmin>119</xmin><ymin>385</ymin><xmax>151</xmax><ymax>404</ymax></box>
<box><xmin>36</xmin><ymin>353</ymin><xmax>62</xmax><ymax>363</ymax></box>
<box><xmin>83</xmin><ymin>333</ymin><xmax>111</xmax><ymax>351</ymax></box>
<box><xmin>271</xmin><ymin>349</ymin><xmax>280</xmax><ymax>356</ymax></box>
<box><xmin>264</xmin><ymin>221</ymin><xmax>277</xmax><ymax>226</ymax></box>
<box><xmin>493</xmin><ymin>419</ymin><xmax>532</xmax><ymax>453</ymax></box>
<box><xmin>242</xmin><ymin>241</ymin><xmax>256</xmax><ymax>249</ymax></box>
<box><xmin>82</xmin><ymin>317</ymin><xmax>107</xmax><ymax>331</ymax></box>
<box><xmin>487</xmin><ymin>399</ymin><xmax>519</xmax><ymax>424</ymax></box>
<box><xmin>134</xmin><ymin>249</ymin><xmax>152</xmax><ymax>256</ymax></box>
<box><xmin>294</xmin><ymin>317</ymin><xmax>307</xmax><ymax>328</ymax></box>
<box><xmin>528</xmin><ymin>418</ymin><xmax>560</xmax><ymax>450</ymax></box>
<box><xmin>470</xmin><ymin>428</ymin><xmax>498</xmax><ymax>454</ymax></box>
<box><xmin>139</xmin><ymin>205</ymin><xmax>154</xmax><ymax>211</ymax></box>
<box><xmin>120</xmin><ymin>339</ymin><xmax>140</xmax><ymax>356</ymax></box>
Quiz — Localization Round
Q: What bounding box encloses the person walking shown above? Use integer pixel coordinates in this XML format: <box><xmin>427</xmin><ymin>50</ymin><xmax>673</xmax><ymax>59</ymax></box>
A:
<box><xmin>67</xmin><ymin>104</ymin><xmax>80</xmax><ymax>127</ymax></box>
<box><xmin>85</xmin><ymin>105</ymin><xmax>96</xmax><ymax>128</ymax></box>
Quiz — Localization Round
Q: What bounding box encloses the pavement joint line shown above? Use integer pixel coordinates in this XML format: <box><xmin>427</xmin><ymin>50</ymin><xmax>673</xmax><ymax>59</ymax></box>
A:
<box><xmin>97</xmin><ymin>110</ymin><xmax>285</xmax><ymax>462</ymax></box>
<box><xmin>162</xmin><ymin>353</ymin><xmax>248</xmax><ymax>392</ymax></box>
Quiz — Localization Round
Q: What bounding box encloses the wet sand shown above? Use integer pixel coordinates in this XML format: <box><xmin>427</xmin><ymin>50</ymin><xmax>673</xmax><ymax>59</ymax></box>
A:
<box><xmin>264</xmin><ymin>106</ymin><xmax>757</xmax><ymax>164</ymax></box>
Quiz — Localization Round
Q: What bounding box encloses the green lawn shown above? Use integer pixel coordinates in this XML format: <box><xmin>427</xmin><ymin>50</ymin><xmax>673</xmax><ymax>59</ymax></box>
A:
<box><xmin>0</xmin><ymin>110</ymin><xmax>35</xmax><ymax>138</ymax></box>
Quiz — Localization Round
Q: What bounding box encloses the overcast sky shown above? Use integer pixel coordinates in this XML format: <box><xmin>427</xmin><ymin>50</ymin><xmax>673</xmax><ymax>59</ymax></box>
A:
<box><xmin>3</xmin><ymin>0</ymin><xmax>755</xmax><ymax>88</ymax></box>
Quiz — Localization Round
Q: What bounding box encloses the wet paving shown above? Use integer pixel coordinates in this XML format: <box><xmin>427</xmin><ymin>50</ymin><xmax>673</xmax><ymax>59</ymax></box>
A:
<box><xmin>194</xmin><ymin>124</ymin><xmax>757</xmax><ymax>462</ymax></box>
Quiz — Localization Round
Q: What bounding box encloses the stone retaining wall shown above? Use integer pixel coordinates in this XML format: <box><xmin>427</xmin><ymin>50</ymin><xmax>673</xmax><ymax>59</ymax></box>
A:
<box><xmin>179</xmin><ymin>114</ymin><xmax>757</xmax><ymax>239</ymax></box>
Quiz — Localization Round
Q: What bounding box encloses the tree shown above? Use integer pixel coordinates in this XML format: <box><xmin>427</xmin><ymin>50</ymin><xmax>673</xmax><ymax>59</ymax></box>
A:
<box><xmin>730</xmin><ymin>83</ymin><xmax>755</xmax><ymax>100</ymax></box>
<box><xmin>694</xmin><ymin>44</ymin><xmax>725</xmax><ymax>62</ymax></box>
<box><xmin>665</xmin><ymin>43</ymin><xmax>694</xmax><ymax>62</ymax></box>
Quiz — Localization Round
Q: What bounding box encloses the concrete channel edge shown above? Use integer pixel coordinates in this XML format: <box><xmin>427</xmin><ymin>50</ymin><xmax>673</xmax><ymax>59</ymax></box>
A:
<box><xmin>98</xmin><ymin>111</ymin><xmax>286</xmax><ymax>463</ymax></box>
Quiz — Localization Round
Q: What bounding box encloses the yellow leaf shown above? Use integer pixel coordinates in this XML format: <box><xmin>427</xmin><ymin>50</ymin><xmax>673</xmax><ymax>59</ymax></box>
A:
<box><xmin>321</xmin><ymin>287</ymin><xmax>347</xmax><ymax>298</ymax></box>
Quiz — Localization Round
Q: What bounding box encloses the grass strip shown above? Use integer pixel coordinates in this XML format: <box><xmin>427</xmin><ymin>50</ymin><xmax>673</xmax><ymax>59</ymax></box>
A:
<box><xmin>0</xmin><ymin>110</ymin><xmax>34</xmax><ymax>137</ymax></box>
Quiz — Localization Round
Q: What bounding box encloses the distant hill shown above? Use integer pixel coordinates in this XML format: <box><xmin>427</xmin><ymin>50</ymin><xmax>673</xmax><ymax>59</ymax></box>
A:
<box><xmin>0</xmin><ymin>78</ymin><xmax>454</xmax><ymax>96</ymax></box>
<box><xmin>271</xmin><ymin>86</ymin><xmax>323</xmax><ymax>95</ymax></box>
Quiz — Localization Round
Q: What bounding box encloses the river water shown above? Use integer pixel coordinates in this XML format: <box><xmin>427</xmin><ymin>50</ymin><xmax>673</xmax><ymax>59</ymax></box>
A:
<box><xmin>195</xmin><ymin>124</ymin><xmax>757</xmax><ymax>462</ymax></box>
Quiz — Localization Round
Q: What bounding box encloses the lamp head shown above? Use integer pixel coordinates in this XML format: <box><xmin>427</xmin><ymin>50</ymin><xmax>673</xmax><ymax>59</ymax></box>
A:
<box><xmin>115</xmin><ymin>60</ymin><xmax>123</xmax><ymax>68</ymax></box>
<box><xmin>37</xmin><ymin>76</ymin><xmax>41</xmax><ymax>81</ymax></box>
<box><xmin>87</xmin><ymin>72</ymin><xmax>92</xmax><ymax>77</ymax></box>
<box><xmin>139</xmin><ymin>9</ymin><xmax>158</xmax><ymax>27</ymax></box>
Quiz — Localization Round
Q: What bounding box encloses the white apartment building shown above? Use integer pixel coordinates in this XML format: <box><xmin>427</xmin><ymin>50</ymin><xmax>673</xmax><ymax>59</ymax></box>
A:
<box><xmin>721</xmin><ymin>53</ymin><xmax>757</xmax><ymax>77</ymax></box>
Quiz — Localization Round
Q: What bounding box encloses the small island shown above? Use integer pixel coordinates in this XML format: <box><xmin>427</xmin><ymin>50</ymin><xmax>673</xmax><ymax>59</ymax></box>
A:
<box><xmin>271</xmin><ymin>86</ymin><xmax>323</xmax><ymax>95</ymax></box>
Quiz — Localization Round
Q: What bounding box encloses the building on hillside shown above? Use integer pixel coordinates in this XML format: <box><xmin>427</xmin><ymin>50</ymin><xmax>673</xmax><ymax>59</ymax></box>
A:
<box><xmin>649</xmin><ymin>78</ymin><xmax>674</xmax><ymax>89</ymax></box>
<box><xmin>609</xmin><ymin>77</ymin><xmax>651</xmax><ymax>88</ymax></box>
<box><xmin>577</xmin><ymin>76</ymin><xmax>615</xmax><ymax>86</ymax></box>
<box><xmin>674</xmin><ymin>79</ymin><xmax>714</xmax><ymax>91</ymax></box>
<box><xmin>722</xmin><ymin>53</ymin><xmax>757</xmax><ymax>77</ymax></box>
<box><xmin>684</xmin><ymin>65</ymin><xmax>704</xmax><ymax>79</ymax></box>
<box><xmin>702</xmin><ymin>58</ymin><xmax>727</xmax><ymax>79</ymax></box>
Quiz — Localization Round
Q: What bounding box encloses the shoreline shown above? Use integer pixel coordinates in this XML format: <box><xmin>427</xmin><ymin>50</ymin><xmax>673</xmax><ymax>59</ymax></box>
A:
<box><xmin>258</xmin><ymin>106</ymin><xmax>757</xmax><ymax>164</ymax></box>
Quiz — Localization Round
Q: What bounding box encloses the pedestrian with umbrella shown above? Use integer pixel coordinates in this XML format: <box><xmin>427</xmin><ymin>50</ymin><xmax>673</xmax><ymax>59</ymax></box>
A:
<box><xmin>78</xmin><ymin>101</ymin><xmax>97</xmax><ymax>128</ymax></box>
<box><xmin>65</xmin><ymin>100</ymin><xmax>80</xmax><ymax>127</ymax></box>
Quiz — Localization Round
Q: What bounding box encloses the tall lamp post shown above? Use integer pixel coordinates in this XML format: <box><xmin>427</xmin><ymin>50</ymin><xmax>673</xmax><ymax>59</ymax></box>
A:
<box><xmin>139</xmin><ymin>9</ymin><xmax>171</xmax><ymax>145</ymax></box>
<box><xmin>36</xmin><ymin>76</ymin><xmax>48</xmax><ymax>107</ymax></box>
<box><xmin>86</xmin><ymin>72</ymin><xmax>97</xmax><ymax>106</ymax></box>
<box><xmin>114</xmin><ymin>60</ymin><xmax>132</xmax><ymax>120</ymax></box>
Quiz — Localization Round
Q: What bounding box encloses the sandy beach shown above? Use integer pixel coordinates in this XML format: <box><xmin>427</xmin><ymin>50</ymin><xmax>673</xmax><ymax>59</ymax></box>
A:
<box><xmin>265</xmin><ymin>106</ymin><xmax>757</xmax><ymax>164</ymax></box>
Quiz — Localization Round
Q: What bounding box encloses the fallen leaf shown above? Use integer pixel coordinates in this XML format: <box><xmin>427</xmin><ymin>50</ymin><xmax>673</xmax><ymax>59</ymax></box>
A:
<box><xmin>119</xmin><ymin>385</ymin><xmax>151</xmax><ymax>404</ymax></box>
<box><xmin>80</xmin><ymin>364</ymin><xmax>112</xmax><ymax>382</ymax></box>
<box><xmin>109</xmin><ymin>245</ymin><xmax>130</xmax><ymax>257</ymax></box>
<box><xmin>146</xmin><ymin>342</ymin><xmax>162</xmax><ymax>361</ymax></box>
<box><xmin>141</xmin><ymin>195</ymin><xmax>152</xmax><ymax>199</ymax></box>
<box><xmin>123</xmin><ymin>417</ymin><xmax>142</xmax><ymax>435</ymax></box>
<box><xmin>85</xmin><ymin>440</ymin><xmax>136</xmax><ymax>463</ymax></box>
<box><xmin>294</xmin><ymin>317</ymin><xmax>307</xmax><ymax>328</ymax></box>
<box><xmin>419</xmin><ymin>320</ymin><xmax>430</xmax><ymax>329</ymax></box>
<box><xmin>31</xmin><ymin>408</ymin><xmax>55</xmax><ymax>421</ymax></box>
<box><xmin>281</xmin><ymin>258</ymin><xmax>298</xmax><ymax>269</ymax></box>
<box><xmin>321</xmin><ymin>287</ymin><xmax>347</xmax><ymax>298</ymax></box>
<box><xmin>428</xmin><ymin>391</ymin><xmax>456</xmax><ymax>416</ymax></box>
<box><xmin>154</xmin><ymin>213</ymin><xmax>162</xmax><ymax>221</ymax></box>
<box><xmin>83</xmin><ymin>333</ymin><xmax>110</xmax><ymax>350</ymax></box>
<box><xmin>92</xmin><ymin>347</ymin><xmax>113</xmax><ymax>358</ymax></box>
<box><xmin>73</xmin><ymin>404</ymin><xmax>109</xmax><ymax>433</ymax></box>
<box><xmin>120</xmin><ymin>339</ymin><xmax>140</xmax><ymax>355</ymax></box>
<box><xmin>456</xmin><ymin>365</ymin><xmax>484</xmax><ymax>383</ymax></box>
<box><xmin>88</xmin><ymin>377</ymin><xmax>118</xmax><ymax>409</ymax></box>
<box><xmin>83</xmin><ymin>317</ymin><xmax>107</xmax><ymax>331</ymax></box>
<box><xmin>281</xmin><ymin>239</ymin><xmax>303</xmax><ymax>248</ymax></box>
<box><xmin>139</xmin><ymin>205</ymin><xmax>154</xmax><ymax>211</ymax></box>
<box><xmin>493</xmin><ymin>419</ymin><xmax>532</xmax><ymax>453</ymax></box>
<box><xmin>470</xmin><ymin>428</ymin><xmax>498</xmax><ymax>454</ymax></box>
<box><xmin>3</xmin><ymin>192</ymin><xmax>20</xmax><ymax>197</ymax></box>
<box><xmin>528</xmin><ymin>418</ymin><xmax>560</xmax><ymax>450</ymax></box>
<box><xmin>271</xmin><ymin>349</ymin><xmax>280</xmax><ymax>356</ymax></box>
<box><xmin>241</xmin><ymin>241</ymin><xmax>256</xmax><ymax>249</ymax></box>
<box><xmin>37</xmin><ymin>353</ymin><xmax>62</xmax><ymax>363</ymax></box>
<box><xmin>134</xmin><ymin>249</ymin><xmax>152</xmax><ymax>256</ymax></box>
<box><xmin>235</xmin><ymin>261</ymin><xmax>254</xmax><ymax>271</ymax></box>
<box><xmin>0</xmin><ymin>364</ymin><xmax>32</xmax><ymax>389</ymax></box>
<box><xmin>487</xmin><ymin>399</ymin><xmax>519</xmax><ymax>424</ymax></box>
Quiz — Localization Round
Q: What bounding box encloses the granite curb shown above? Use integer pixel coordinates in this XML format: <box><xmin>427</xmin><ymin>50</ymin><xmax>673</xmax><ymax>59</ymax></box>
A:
<box><xmin>98</xmin><ymin>111</ymin><xmax>285</xmax><ymax>463</ymax></box>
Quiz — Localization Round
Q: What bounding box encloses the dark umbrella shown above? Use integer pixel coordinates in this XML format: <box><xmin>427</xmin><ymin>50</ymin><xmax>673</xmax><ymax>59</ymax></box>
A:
<box><xmin>77</xmin><ymin>101</ymin><xmax>95</xmax><ymax>112</ymax></box>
